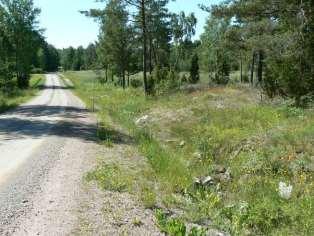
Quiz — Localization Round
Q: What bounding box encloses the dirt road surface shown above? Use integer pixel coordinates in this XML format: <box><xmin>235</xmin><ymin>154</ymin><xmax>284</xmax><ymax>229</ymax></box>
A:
<box><xmin>0</xmin><ymin>74</ymin><xmax>160</xmax><ymax>236</ymax></box>
<box><xmin>0</xmin><ymin>74</ymin><xmax>100</xmax><ymax>235</ymax></box>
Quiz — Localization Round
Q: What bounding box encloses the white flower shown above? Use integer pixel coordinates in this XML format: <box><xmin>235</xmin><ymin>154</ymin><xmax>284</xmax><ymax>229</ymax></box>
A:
<box><xmin>278</xmin><ymin>182</ymin><xmax>293</xmax><ymax>200</ymax></box>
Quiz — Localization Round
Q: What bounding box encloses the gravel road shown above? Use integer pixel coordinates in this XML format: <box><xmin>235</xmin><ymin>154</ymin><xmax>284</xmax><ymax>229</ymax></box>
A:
<box><xmin>0</xmin><ymin>74</ymin><xmax>161</xmax><ymax>236</ymax></box>
<box><xmin>0</xmin><ymin>74</ymin><xmax>100</xmax><ymax>235</ymax></box>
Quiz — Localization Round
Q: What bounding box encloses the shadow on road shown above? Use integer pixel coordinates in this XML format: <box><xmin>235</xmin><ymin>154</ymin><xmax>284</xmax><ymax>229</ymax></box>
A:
<box><xmin>13</xmin><ymin>105</ymin><xmax>88</xmax><ymax>119</ymax></box>
<box><xmin>0</xmin><ymin>105</ymin><xmax>133</xmax><ymax>145</ymax></box>
<box><xmin>39</xmin><ymin>85</ymin><xmax>74</xmax><ymax>90</ymax></box>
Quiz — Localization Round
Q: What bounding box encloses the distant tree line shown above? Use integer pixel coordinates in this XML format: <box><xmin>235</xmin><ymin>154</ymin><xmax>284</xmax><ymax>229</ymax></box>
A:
<box><xmin>34</xmin><ymin>42</ymin><xmax>60</xmax><ymax>73</ymax></box>
<box><xmin>59</xmin><ymin>43</ymin><xmax>98</xmax><ymax>71</ymax></box>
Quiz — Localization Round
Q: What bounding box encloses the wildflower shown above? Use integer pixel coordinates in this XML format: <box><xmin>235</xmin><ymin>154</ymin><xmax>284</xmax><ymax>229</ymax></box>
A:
<box><xmin>278</xmin><ymin>182</ymin><xmax>293</xmax><ymax>199</ymax></box>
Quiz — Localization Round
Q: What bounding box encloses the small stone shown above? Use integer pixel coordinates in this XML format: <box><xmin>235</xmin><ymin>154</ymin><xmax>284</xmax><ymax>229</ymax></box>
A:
<box><xmin>135</xmin><ymin>115</ymin><xmax>149</xmax><ymax>125</ymax></box>
<box><xmin>194</xmin><ymin>177</ymin><xmax>202</xmax><ymax>185</ymax></box>
<box><xmin>186</xmin><ymin>223</ymin><xmax>204</xmax><ymax>233</ymax></box>
<box><xmin>214</xmin><ymin>165</ymin><xmax>226</xmax><ymax>173</ymax></box>
<box><xmin>225</xmin><ymin>169</ymin><xmax>232</xmax><ymax>179</ymax></box>
<box><xmin>207</xmin><ymin>229</ymin><xmax>229</xmax><ymax>236</ymax></box>
<box><xmin>216</xmin><ymin>103</ymin><xmax>225</xmax><ymax>109</ymax></box>
<box><xmin>193</xmin><ymin>152</ymin><xmax>202</xmax><ymax>159</ymax></box>
<box><xmin>202</xmin><ymin>176</ymin><xmax>214</xmax><ymax>186</ymax></box>
<box><xmin>216</xmin><ymin>183</ymin><xmax>221</xmax><ymax>191</ymax></box>
<box><xmin>214</xmin><ymin>169</ymin><xmax>232</xmax><ymax>183</ymax></box>
<box><xmin>179</xmin><ymin>141</ymin><xmax>186</xmax><ymax>147</ymax></box>
<box><xmin>165</xmin><ymin>139</ymin><xmax>177</xmax><ymax>143</ymax></box>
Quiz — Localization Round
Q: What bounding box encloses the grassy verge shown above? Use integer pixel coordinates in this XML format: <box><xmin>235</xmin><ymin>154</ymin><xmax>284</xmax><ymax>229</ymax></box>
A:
<box><xmin>0</xmin><ymin>74</ymin><xmax>45</xmax><ymax>113</ymax></box>
<box><xmin>64</xmin><ymin>70</ymin><xmax>314</xmax><ymax>236</ymax></box>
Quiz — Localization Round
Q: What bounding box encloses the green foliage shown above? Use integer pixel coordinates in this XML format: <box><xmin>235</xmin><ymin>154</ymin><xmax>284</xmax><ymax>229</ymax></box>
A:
<box><xmin>84</xmin><ymin>43</ymin><xmax>98</xmax><ymax>69</ymax></box>
<box><xmin>0</xmin><ymin>0</ymin><xmax>42</xmax><ymax>88</ymax></box>
<box><xmin>140</xmin><ymin>185</ymin><xmax>157</xmax><ymax>209</ymax></box>
<box><xmin>0</xmin><ymin>74</ymin><xmax>44</xmax><ymax>113</ymax></box>
<box><xmin>164</xmin><ymin>69</ymin><xmax>180</xmax><ymax>90</ymax></box>
<box><xmin>130</xmin><ymin>77</ymin><xmax>143</xmax><ymax>88</ymax></box>
<box><xmin>36</xmin><ymin>43</ymin><xmax>59</xmax><ymax>72</ymax></box>
<box><xmin>86</xmin><ymin>0</ymin><xmax>134</xmax><ymax>89</ymax></box>
<box><xmin>31</xmin><ymin>67</ymin><xmax>44</xmax><ymax>74</ymax></box>
<box><xmin>156</xmin><ymin>210</ymin><xmax>186</xmax><ymax>236</ymax></box>
<box><xmin>60</xmin><ymin>44</ymin><xmax>98</xmax><ymax>71</ymax></box>
<box><xmin>81</xmin><ymin>0</ymin><xmax>199</xmax><ymax>94</ymax></box>
<box><xmin>199</xmin><ymin>16</ymin><xmax>231</xmax><ymax>85</ymax></box>
<box><xmin>156</xmin><ymin>209</ymin><xmax>208</xmax><ymax>236</ymax></box>
<box><xmin>86</xmin><ymin>164</ymin><xmax>130</xmax><ymax>192</ymax></box>
<box><xmin>189</xmin><ymin>227</ymin><xmax>207</xmax><ymax>236</ymax></box>
<box><xmin>170</xmin><ymin>12</ymin><xmax>198</xmax><ymax>71</ymax></box>
<box><xmin>147</xmin><ymin>74</ymin><xmax>156</xmax><ymax>95</ymax></box>
<box><xmin>152</xmin><ymin>66</ymin><xmax>168</xmax><ymax>83</ymax></box>
<box><xmin>189</xmin><ymin>53</ymin><xmax>200</xmax><ymax>84</ymax></box>
<box><xmin>180</xmin><ymin>73</ymin><xmax>188</xmax><ymax>83</ymax></box>
<box><xmin>60</xmin><ymin>47</ymin><xmax>75</xmax><ymax>71</ymax></box>
<box><xmin>133</xmin><ymin>67</ymin><xmax>183</xmax><ymax>94</ymax></box>
<box><xmin>207</xmin><ymin>0</ymin><xmax>314</xmax><ymax>104</ymax></box>
<box><xmin>72</xmin><ymin>46</ymin><xmax>84</xmax><ymax>71</ymax></box>
<box><xmin>136</xmin><ymin>129</ymin><xmax>190</xmax><ymax>193</ymax></box>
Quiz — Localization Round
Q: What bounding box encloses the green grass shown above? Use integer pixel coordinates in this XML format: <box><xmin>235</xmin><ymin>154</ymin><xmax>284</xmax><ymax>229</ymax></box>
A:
<box><xmin>64</xmin><ymin>70</ymin><xmax>314</xmax><ymax>236</ymax></box>
<box><xmin>85</xmin><ymin>164</ymin><xmax>132</xmax><ymax>192</ymax></box>
<box><xmin>0</xmin><ymin>74</ymin><xmax>45</xmax><ymax>113</ymax></box>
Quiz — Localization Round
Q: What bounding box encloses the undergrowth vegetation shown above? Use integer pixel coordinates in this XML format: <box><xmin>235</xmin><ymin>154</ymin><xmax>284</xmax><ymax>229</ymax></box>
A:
<box><xmin>65</xmin><ymin>71</ymin><xmax>314</xmax><ymax>236</ymax></box>
<box><xmin>0</xmin><ymin>74</ymin><xmax>45</xmax><ymax>113</ymax></box>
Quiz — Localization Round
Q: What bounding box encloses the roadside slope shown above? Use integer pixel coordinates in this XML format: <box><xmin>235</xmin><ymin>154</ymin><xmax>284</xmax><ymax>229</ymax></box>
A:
<box><xmin>64</xmin><ymin>70</ymin><xmax>314</xmax><ymax>236</ymax></box>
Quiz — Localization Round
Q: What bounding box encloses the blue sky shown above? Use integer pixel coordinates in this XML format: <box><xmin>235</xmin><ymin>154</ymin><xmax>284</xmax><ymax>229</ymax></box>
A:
<box><xmin>34</xmin><ymin>0</ymin><xmax>219</xmax><ymax>49</ymax></box>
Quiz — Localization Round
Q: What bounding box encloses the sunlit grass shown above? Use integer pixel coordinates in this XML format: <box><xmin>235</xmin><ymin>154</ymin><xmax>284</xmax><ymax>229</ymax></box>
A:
<box><xmin>65</xmin><ymin>70</ymin><xmax>314</xmax><ymax>235</ymax></box>
<box><xmin>0</xmin><ymin>74</ymin><xmax>45</xmax><ymax>113</ymax></box>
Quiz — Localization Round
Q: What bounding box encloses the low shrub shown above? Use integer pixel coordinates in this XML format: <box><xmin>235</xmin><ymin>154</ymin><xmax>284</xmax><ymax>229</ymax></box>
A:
<box><xmin>130</xmin><ymin>78</ymin><xmax>143</xmax><ymax>88</ymax></box>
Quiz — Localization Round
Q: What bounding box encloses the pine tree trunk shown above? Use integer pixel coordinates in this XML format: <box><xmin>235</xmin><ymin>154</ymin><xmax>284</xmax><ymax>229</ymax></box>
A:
<box><xmin>149</xmin><ymin>35</ymin><xmax>153</xmax><ymax>74</ymax></box>
<box><xmin>152</xmin><ymin>42</ymin><xmax>158</xmax><ymax>67</ymax></box>
<box><xmin>250</xmin><ymin>52</ymin><xmax>255</xmax><ymax>85</ymax></box>
<box><xmin>174</xmin><ymin>44</ymin><xmax>182</xmax><ymax>71</ymax></box>
<box><xmin>257</xmin><ymin>50</ymin><xmax>264</xmax><ymax>84</ymax></box>
<box><xmin>122</xmin><ymin>70</ymin><xmax>126</xmax><ymax>89</ymax></box>
<box><xmin>17</xmin><ymin>73</ymin><xmax>29</xmax><ymax>89</ymax></box>
<box><xmin>105</xmin><ymin>65</ymin><xmax>108</xmax><ymax>83</ymax></box>
<box><xmin>140</xmin><ymin>0</ymin><xmax>148</xmax><ymax>95</ymax></box>
<box><xmin>240</xmin><ymin>52</ymin><xmax>243</xmax><ymax>83</ymax></box>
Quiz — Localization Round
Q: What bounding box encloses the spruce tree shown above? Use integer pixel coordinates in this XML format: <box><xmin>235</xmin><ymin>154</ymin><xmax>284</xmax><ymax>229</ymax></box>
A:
<box><xmin>189</xmin><ymin>53</ymin><xmax>199</xmax><ymax>84</ymax></box>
